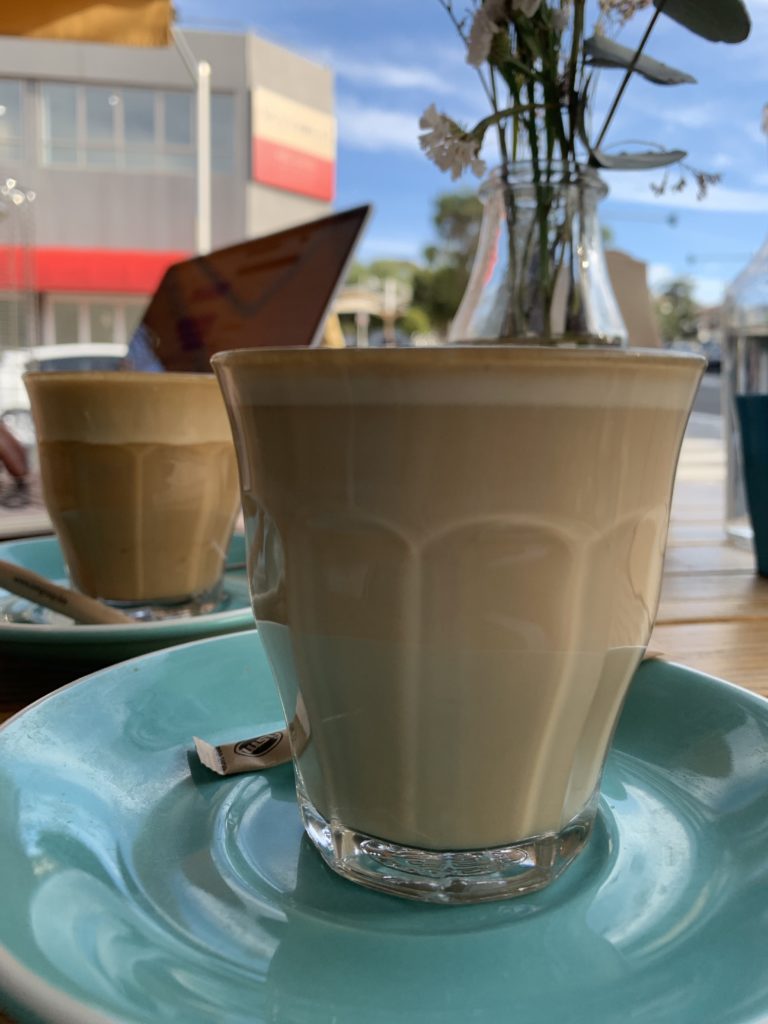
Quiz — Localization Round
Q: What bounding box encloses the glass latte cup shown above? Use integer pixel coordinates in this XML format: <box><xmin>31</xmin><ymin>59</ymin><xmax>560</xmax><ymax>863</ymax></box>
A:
<box><xmin>25</xmin><ymin>371</ymin><xmax>241</xmax><ymax>619</ymax></box>
<box><xmin>213</xmin><ymin>346</ymin><xmax>703</xmax><ymax>903</ymax></box>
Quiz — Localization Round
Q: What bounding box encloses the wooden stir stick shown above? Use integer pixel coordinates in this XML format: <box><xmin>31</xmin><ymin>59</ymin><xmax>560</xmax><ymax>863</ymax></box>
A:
<box><xmin>0</xmin><ymin>559</ymin><xmax>134</xmax><ymax>625</ymax></box>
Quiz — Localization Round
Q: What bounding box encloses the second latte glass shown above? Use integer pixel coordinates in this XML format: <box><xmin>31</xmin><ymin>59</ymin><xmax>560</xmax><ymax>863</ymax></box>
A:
<box><xmin>25</xmin><ymin>371</ymin><xmax>241</xmax><ymax>619</ymax></box>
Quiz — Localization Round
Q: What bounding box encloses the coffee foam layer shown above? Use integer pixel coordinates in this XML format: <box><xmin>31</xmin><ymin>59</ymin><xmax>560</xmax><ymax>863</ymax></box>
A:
<box><xmin>213</xmin><ymin>347</ymin><xmax>704</xmax><ymax>411</ymax></box>
<box><xmin>25</xmin><ymin>372</ymin><xmax>233</xmax><ymax>444</ymax></box>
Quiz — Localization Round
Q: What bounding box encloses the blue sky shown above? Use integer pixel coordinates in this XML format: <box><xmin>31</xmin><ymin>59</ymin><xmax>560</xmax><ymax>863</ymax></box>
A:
<box><xmin>177</xmin><ymin>0</ymin><xmax>768</xmax><ymax>307</ymax></box>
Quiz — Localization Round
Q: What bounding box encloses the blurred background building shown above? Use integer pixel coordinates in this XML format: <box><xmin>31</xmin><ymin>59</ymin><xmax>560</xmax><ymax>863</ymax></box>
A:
<box><xmin>0</xmin><ymin>29</ymin><xmax>335</xmax><ymax>353</ymax></box>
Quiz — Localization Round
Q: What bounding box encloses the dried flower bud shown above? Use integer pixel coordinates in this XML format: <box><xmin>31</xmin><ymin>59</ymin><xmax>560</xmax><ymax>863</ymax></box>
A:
<box><xmin>599</xmin><ymin>0</ymin><xmax>652</xmax><ymax>22</ymax></box>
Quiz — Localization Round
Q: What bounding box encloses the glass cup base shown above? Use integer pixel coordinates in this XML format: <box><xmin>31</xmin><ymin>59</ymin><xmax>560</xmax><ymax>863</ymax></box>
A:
<box><xmin>104</xmin><ymin>582</ymin><xmax>223</xmax><ymax>622</ymax></box>
<box><xmin>297</xmin><ymin>785</ymin><xmax>597</xmax><ymax>905</ymax></box>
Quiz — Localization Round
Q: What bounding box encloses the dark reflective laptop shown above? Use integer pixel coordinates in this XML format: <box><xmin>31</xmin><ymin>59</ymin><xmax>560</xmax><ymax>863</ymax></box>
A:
<box><xmin>129</xmin><ymin>204</ymin><xmax>370</xmax><ymax>372</ymax></box>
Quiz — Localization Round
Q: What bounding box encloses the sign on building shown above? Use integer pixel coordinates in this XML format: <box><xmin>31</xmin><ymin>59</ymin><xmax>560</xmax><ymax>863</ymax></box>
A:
<box><xmin>251</xmin><ymin>87</ymin><xmax>335</xmax><ymax>202</ymax></box>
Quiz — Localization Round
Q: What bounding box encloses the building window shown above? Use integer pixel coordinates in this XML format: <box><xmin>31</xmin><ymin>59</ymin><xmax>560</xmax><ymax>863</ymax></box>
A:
<box><xmin>124</xmin><ymin>300</ymin><xmax>145</xmax><ymax>338</ymax></box>
<box><xmin>0</xmin><ymin>80</ymin><xmax>24</xmax><ymax>162</ymax></box>
<box><xmin>85</xmin><ymin>86</ymin><xmax>120</xmax><ymax>167</ymax></box>
<box><xmin>88</xmin><ymin>302</ymin><xmax>117</xmax><ymax>344</ymax></box>
<box><xmin>0</xmin><ymin>295</ymin><xmax>30</xmax><ymax>347</ymax></box>
<box><xmin>51</xmin><ymin>299</ymin><xmax>80</xmax><ymax>343</ymax></box>
<box><xmin>211</xmin><ymin>93</ymin><xmax>235</xmax><ymax>174</ymax></box>
<box><xmin>46</xmin><ymin>296</ymin><xmax>148</xmax><ymax>346</ymax></box>
<box><xmin>40</xmin><ymin>83</ymin><xmax>78</xmax><ymax>165</ymax></box>
<box><xmin>40</xmin><ymin>82</ymin><xmax>235</xmax><ymax>175</ymax></box>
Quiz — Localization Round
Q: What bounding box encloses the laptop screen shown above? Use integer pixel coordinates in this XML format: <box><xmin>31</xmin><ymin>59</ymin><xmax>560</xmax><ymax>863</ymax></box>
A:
<box><xmin>131</xmin><ymin>204</ymin><xmax>370</xmax><ymax>372</ymax></box>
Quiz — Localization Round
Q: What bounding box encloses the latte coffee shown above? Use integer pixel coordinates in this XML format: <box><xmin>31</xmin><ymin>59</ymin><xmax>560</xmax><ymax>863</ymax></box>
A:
<box><xmin>214</xmin><ymin>346</ymin><xmax>704</xmax><ymax>901</ymax></box>
<box><xmin>25</xmin><ymin>371</ymin><xmax>240</xmax><ymax>613</ymax></box>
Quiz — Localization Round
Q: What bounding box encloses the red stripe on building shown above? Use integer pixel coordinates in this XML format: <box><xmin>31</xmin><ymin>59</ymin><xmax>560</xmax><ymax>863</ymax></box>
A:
<box><xmin>252</xmin><ymin>137</ymin><xmax>335</xmax><ymax>202</ymax></box>
<box><xmin>0</xmin><ymin>247</ymin><xmax>190</xmax><ymax>294</ymax></box>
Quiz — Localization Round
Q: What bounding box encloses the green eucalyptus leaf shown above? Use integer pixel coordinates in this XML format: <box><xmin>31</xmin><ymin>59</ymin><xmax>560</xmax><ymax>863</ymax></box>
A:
<box><xmin>584</xmin><ymin>35</ymin><xmax>696</xmax><ymax>85</ymax></box>
<box><xmin>653</xmin><ymin>0</ymin><xmax>750</xmax><ymax>43</ymax></box>
<box><xmin>588</xmin><ymin>148</ymin><xmax>688</xmax><ymax>170</ymax></box>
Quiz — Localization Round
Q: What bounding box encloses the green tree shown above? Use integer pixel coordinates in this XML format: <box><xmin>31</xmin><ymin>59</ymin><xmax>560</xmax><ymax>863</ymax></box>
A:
<box><xmin>654</xmin><ymin>278</ymin><xmax>699</xmax><ymax>343</ymax></box>
<box><xmin>414</xmin><ymin>190</ymin><xmax>483</xmax><ymax>332</ymax></box>
<box><xmin>342</xmin><ymin>191</ymin><xmax>483</xmax><ymax>336</ymax></box>
<box><xmin>428</xmin><ymin>191</ymin><xmax>483</xmax><ymax>277</ymax></box>
<box><xmin>398</xmin><ymin>306</ymin><xmax>431</xmax><ymax>336</ymax></box>
<box><xmin>345</xmin><ymin>260</ymin><xmax>417</xmax><ymax>287</ymax></box>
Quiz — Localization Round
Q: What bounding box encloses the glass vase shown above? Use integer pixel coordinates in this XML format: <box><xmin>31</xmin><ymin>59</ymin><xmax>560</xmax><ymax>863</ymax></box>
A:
<box><xmin>722</xmin><ymin>232</ymin><xmax>768</xmax><ymax>548</ymax></box>
<box><xmin>450</xmin><ymin>163</ymin><xmax>627</xmax><ymax>346</ymax></box>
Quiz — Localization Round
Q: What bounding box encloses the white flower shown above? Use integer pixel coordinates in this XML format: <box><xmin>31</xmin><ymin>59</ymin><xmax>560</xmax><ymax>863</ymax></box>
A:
<box><xmin>466</xmin><ymin>0</ymin><xmax>508</xmax><ymax>67</ymax></box>
<box><xmin>419</xmin><ymin>104</ymin><xmax>487</xmax><ymax>181</ymax></box>
<box><xmin>466</xmin><ymin>0</ymin><xmax>544</xmax><ymax>68</ymax></box>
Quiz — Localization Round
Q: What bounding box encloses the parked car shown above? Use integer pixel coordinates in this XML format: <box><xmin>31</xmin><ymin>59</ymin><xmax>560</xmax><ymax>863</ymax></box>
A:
<box><xmin>0</xmin><ymin>343</ymin><xmax>128</xmax><ymax>487</ymax></box>
<box><xmin>701</xmin><ymin>340</ymin><xmax>722</xmax><ymax>373</ymax></box>
<box><xmin>0</xmin><ymin>343</ymin><xmax>128</xmax><ymax>416</ymax></box>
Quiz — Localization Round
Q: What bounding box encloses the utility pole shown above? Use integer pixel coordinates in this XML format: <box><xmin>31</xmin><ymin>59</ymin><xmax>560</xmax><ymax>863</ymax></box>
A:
<box><xmin>172</xmin><ymin>28</ymin><xmax>211</xmax><ymax>255</ymax></box>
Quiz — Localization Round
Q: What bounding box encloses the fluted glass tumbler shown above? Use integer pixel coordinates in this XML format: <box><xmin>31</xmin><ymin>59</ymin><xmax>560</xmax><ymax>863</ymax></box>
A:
<box><xmin>213</xmin><ymin>346</ymin><xmax>703</xmax><ymax>903</ymax></box>
<box><xmin>25</xmin><ymin>371</ymin><xmax>240</xmax><ymax>619</ymax></box>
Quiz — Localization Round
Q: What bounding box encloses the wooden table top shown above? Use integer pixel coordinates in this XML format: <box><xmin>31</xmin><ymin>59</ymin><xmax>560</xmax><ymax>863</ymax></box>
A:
<box><xmin>651</xmin><ymin>434</ymin><xmax>768</xmax><ymax>701</ymax></box>
<box><xmin>1</xmin><ymin>430</ymin><xmax>766</xmax><ymax>1024</ymax></box>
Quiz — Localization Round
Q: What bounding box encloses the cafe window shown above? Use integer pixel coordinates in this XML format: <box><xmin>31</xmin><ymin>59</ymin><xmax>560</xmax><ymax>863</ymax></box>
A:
<box><xmin>40</xmin><ymin>82</ymin><xmax>236</xmax><ymax>175</ymax></box>
<box><xmin>0</xmin><ymin>80</ymin><xmax>24</xmax><ymax>162</ymax></box>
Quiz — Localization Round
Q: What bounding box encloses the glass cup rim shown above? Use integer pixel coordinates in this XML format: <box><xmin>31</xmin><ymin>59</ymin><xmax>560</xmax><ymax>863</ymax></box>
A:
<box><xmin>23</xmin><ymin>369</ymin><xmax>217</xmax><ymax>386</ymax></box>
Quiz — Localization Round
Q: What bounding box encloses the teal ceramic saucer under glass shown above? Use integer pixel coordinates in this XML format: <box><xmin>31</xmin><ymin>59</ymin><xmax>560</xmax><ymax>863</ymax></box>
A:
<box><xmin>1</xmin><ymin>634</ymin><xmax>767</xmax><ymax>1024</ymax></box>
<box><xmin>0</xmin><ymin>535</ymin><xmax>254</xmax><ymax>700</ymax></box>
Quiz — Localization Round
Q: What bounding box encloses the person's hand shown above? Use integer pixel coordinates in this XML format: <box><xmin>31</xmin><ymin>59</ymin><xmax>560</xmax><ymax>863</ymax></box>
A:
<box><xmin>0</xmin><ymin>422</ymin><xmax>28</xmax><ymax>480</ymax></box>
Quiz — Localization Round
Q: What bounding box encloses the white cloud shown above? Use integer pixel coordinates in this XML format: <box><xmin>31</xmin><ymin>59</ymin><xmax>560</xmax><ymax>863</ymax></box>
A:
<box><xmin>691</xmin><ymin>276</ymin><xmax>728</xmax><ymax>305</ymax></box>
<box><xmin>604</xmin><ymin>171</ymin><xmax>768</xmax><ymax>213</ymax></box>
<box><xmin>334</xmin><ymin>57</ymin><xmax>457</xmax><ymax>94</ymax></box>
<box><xmin>651</xmin><ymin>101</ymin><xmax>722</xmax><ymax>131</ymax></box>
<box><xmin>305</xmin><ymin>44</ymin><xmax>463</xmax><ymax>95</ymax></box>
<box><xmin>743</xmin><ymin>122</ymin><xmax>767</xmax><ymax>146</ymax></box>
<box><xmin>337</xmin><ymin>99</ymin><xmax>420</xmax><ymax>152</ymax></box>
<box><xmin>647</xmin><ymin>263</ymin><xmax>676</xmax><ymax>291</ymax></box>
<box><xmin>711</xmin><ymin>152</ymin><xmax>735</xmax><ymax>170</ymax></box>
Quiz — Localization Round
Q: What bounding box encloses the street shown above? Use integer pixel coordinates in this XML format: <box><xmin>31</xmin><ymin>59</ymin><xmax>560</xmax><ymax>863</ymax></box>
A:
<box><xmin>693</xmin><ymin>373</ymin><xmax>721</xmax><ymax>417</ymax></box>
<box><xmin>687</xmin><ymin>373</ymin><xmax>723</xmax><ymax>441</ymax></box>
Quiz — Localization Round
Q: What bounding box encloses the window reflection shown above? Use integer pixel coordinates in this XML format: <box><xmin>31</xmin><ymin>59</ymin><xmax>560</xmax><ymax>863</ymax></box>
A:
<box><xmin>89</xmin><ymin>303</ymin><xmax>116</xmax><ymax>344</ymax></box>
<box><xmin>0</xmin><ymin>296</ymin><xmax>29</xmax><ymax>346</ymax></box>
<box><xmin>124</xmin><ymin>89</ymin><xmax>155</xmax><ymax>146</ymax></box>
<box><xmin>211</xmin><ymin>93</ymin><xmax>235</xmax><ymax>174</ymax></box>
<box><xmin>40</xmin><ymin>82</ymin><xmax>235</xmax><ymax>175</ymax></box>
<box><xmin>41</xmin><ymin>83</ymin><xmax>77</xmax><ymax>165</ymax></box>
<box><xmin>0</xmin><ymin>80</ymin><xmax>23</xmax><ymax>161</ymax></box>
<box><xmin>85</xmin><ymin>87</ymin><xmax>117</xmax><ymax>142</ymax></box>
<box><xmin>52</xmin><ymin>301</ymin><xmax>79</xmax><ymax>344</ymax></box>
<box><xmin>47</xmin><ymin>297</ymin><xmax>148</xmax><ymax>345</ymax></box>
<box><xmin>163</xmin><ymin>91</ymin><xmax>192</xmax><ymax>147</ymax></box>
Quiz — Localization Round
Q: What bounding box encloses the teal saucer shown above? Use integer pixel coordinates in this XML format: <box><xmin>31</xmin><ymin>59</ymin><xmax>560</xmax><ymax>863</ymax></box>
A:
<box><xmin>1</xmin><ymin>633</ymin><xmax>767</xmax><ymax>1024</ymax></box>
<box><xmin>0</xmin><ymin>535</ymin><xmax>255</xmax><ymax>700</ymax></box>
